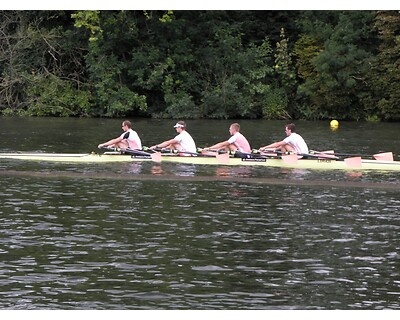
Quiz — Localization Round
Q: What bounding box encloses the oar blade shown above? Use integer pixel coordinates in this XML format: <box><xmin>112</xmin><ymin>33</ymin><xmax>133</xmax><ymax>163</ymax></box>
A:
<box><xmin>281</xmin><ymin>154</ymin><xmax>298</xmax><ymax>164</ymax></box>
<box><xmin>373</xmin><ymin>152</ymin><xmax>394</xmax><ymax>162</ymax></box>
<box><xmin>216</xmin><ymin>153</ymin><xmax>230</xmax><ymax>164</ymax></box>
<box><xmin>151</xmin><ymin>152</ymin><xmax>162</xmax><ymax>163</ymax></box>
<box><xmin>344</xmin><ymin>156</ymin><xmax>362</xmax><ymax>168</ymax></box>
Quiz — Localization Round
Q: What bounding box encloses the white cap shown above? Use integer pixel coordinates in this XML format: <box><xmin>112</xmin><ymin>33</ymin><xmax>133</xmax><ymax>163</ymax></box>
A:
<box><xmin>173</xmin><ymin>122</ymin><xmax>185</xmax><ymax>128</ymax></box>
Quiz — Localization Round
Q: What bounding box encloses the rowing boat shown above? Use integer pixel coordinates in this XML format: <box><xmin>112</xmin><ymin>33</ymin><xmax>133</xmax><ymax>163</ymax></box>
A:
<box><xmin>1</xmin><ymin>152</ymin><xmax>399</xmax><ymax>171</ymax></box>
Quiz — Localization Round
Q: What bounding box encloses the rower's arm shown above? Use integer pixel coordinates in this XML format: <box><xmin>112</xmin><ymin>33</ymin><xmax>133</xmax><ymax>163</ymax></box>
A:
<box><xmin>260</xmin><ymin>140</ymin><xmax>286</xmax><ymax>150</ymax></box>
<box><xmin>151</xmin><ymin>138</ymin><xmax>178</xmax><ymax>149</ymax></box>
<box><xmin>98</xmin><ymin>136</ymin><xmax>123</xmax><ymax>148</ymax></box>
<box><xmin>207</xmin><ymin>141</ymin><xmax>230</xmax><ymax>150</ymax></box>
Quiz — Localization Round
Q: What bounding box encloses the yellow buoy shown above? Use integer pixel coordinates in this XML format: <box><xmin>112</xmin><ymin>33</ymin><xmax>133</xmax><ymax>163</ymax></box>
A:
<box><xmin>330</xmin><ymin>119</ymin><xmax>339</xmax><ymax>128</ymax></box>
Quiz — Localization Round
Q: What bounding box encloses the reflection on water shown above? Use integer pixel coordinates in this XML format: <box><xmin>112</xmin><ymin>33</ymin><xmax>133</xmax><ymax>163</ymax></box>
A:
<box><xmin>150</xmin><ymin>165</ymin><xmax>164</xmax><ymax>175</ymax></box>
<box><xmin>214</xmin><ymin>167</ymin><xmax>252</xmax><ymax>177</ymax></box>
<box><xmin>345</xmin><ymin>171</ymin><xmax>364</xmax><ymax>179</ymax></box>
<box><xmin>127</xmin><ymin>163</ymin><xmax>143</xmax><ymax>174</ymax></box>
<box><xmin>0</xmin><ymin>176</ymin><xmax>399</xmax><ymax>310</ymax></box>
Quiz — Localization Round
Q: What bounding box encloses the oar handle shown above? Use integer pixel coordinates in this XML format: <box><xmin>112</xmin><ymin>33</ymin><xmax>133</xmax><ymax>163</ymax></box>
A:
<box><xmin>99</xmin><ymin>146</ymin><xmax>121</xmax><ymax>152</ymax></box>
<box><xmin>146</xmin><ymin>147</ymin><xmax>197</xmax><ymax>155</ymax></box>
<box><xmin>143</xmin><ymin>146</ymin><xmax>218</xmax><ymax>158</ymax></box>
<box><xmin>258</xmin><ymin>148</ymin><xmax>278</xmax><ymax>153</ymax></box>
<box><xmin>198</xmin><ymin>147</ymin><xmax>228</xmax><ymax>154</ymax></box>
<box><xmin>256</xmin><ymin>148</ymin><xmax>294</xmax><ymax>155</ymax></box>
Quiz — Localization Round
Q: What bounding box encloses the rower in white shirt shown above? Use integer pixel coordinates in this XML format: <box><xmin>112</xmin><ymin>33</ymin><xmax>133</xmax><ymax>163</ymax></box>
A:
<box><xmin>150</xmin><ymin>120</ymin><xmax>197</xmax><ymax>154</ymax></box>
<box><xmin>260</xmin><ymin>123</ymin><xmax>308</xmax><ymax>156</ymax></box>
<box><xmin>98</xmin><ymin>120</ymin><xmax>142</xmax><ymax>150</ymax></box>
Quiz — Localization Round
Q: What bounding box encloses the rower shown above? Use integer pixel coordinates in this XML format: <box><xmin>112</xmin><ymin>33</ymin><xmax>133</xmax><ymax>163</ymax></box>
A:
<box><xmin>150</xmin><ymin>120</ymin><xmax>197</xmax><ymax>154</ymax></box>
<box><xmin>260</xmin><ymin>123</ymin><xmax>309</xmax><ymax>157</ymax></box>
<box><xmin>205</xmin><ymin>123</ymin><xmax>251</xmax><ymax>154</ymax></box>
<box><xmin>98</xmin><ymin>120</ymin><xmax>142</xmax><ymax>150</ymax></box>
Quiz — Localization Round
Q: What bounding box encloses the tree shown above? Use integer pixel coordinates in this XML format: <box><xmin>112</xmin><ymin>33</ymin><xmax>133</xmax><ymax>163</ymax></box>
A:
<box><xmin>363</xmin><ymin>11</ymin><xmax>400</xmax><ymax>121</ymax></box>
<box><xmin>0</xmin><ymin>11</ymin><xmax>93</xmax><ymax>116</ymax></box>
<box><xmin>266</xmin><ymin>27</ymin><xmax>296</xmax><ymax>119</ymax></box>
<box><xmin>296</xmin><ymin>11</ymin><xmax>376</xmax><ymax>120</ymax></box>
<box><xmin>0</xmin><ymin>10</ymin><xmax>398</xmax><ymax>121</ymax></box>
<box><xmin>293</xmin><ymin>34</ymin><xmax>323</xmax><ymax>119</ymax></box>
<box><xmin>73</xmin><ymin>10</ymin><xmax>147</xmax><ymax>117</ymax></box>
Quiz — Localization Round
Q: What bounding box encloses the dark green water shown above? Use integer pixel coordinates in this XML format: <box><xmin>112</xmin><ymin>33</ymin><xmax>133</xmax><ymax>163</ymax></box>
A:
<box><xmin>0</xmin><ymin>117</ymin><xmax>399</xmax><ymax>309</ymax></box>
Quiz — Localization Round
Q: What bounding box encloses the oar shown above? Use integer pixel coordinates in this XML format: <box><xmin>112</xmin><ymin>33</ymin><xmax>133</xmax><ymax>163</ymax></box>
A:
<box><xmin>100</xmin><ymin>146</ymin><xmax>150</xmax><ymax>156</ymax></box>
<box><xmin>295</xmin><ymin>152</ymin><xmax>393</xmax><ymax>168</ymax></box>
<box><xmin>310</xmin><ymin>150</ymin><xmax>366</xmax><ymax>157</ymax></box>
<box><xmin>99</xmin><ymin>146</ymin><xmax>121</xmax><ymax>153</ymax></box>
<box><xmin>261</xmin><ymin>148</ymin><xmax>373</xmax><ymax>161</ymax></box>
<box><xmin>145</xmin><ymin>147</ymin><xmax>215</xmax><ymax>157</ymax></box>
<box><xmin>300</xmin><ymin>153</ymin><xmax>340</xmax><ymax>160</ymax></box>
<box><xmin>202</xmin><ymin>148</ymin><xmax>288</xmax><ymax>164</ymax></box>
<box><xmin>309</xmin><ymin>150</ymin><xmax>337</xmax><ymax>159</ymax></box>
<box><xmin>123</xmin><ymin>148</ymin><xmax>162</xmax><ymax>162</ymax></box>
<box><xmin>99</xmin><ymin>146</ymin><xmax>162</xmax><ymax>162</ymax></box>
<box><xmin>197</xmin><ymin>147</ymin><xmax>227</xmax><ymax>154</ymax></box>
<box><xmin>281</xmin><ymin>153</ymin><xmax>299</xmax><ymax>164</ymax></box>
<box><xmin>257</xmin><ymin>148</ymin><xmax>296</xmax><ymax>157</ymax></box>
<box><xmin>241</xmin><ymin>150</ymin><xmax>339</xmax><ymax>163</ymax></box>
<box><xmin>193</xmin><ymin>147</ymin><xmax>235</xmax><ymax>164</ymax></box>
<box><xmin>342</xmin><ymin>154</ymin><xmax>394</xmax><ymax>168</ymax></box>
<box><xmin>344</xmin><ymin>157</ymin><xmax>362</xmax><ymax>168</ymax></box>
<box><xmin>373</xmin><ymin>152</ymin><xmax>394</xmax><ymax>162</ymax></box>
<box><xmin>152</xmin><ymin>146</ymin><xmax>232</xmax><ymax>164</ymax></box>
<box><xmin>310</xmin><ymin>150</ymin><xmax>395</xmax><ymax>161</ymax></box>
<box><xmin>144</xmin><ymin>146</ymin><xmax>232</xmax><ymax>165</ymax></box>
<box><xmin>263</xmin><ymin>151</ymin><xmax>340</xmax><ymax>163</ymax></box>
<box><xmin>216</xmin><ymin>152</ymin><xmax>230</xmax><ymax>164</ymax></box>
<box><xmin>234</xmin><ymin>150</ymin><xmax>283</xmax><ymax>159</ymax></box>
<box><xmin>258</xmin><ymin>148</ymin><xmax>341</xmax><ymax>161</ymax></box>
<box><xmin>258</xmin><ymin>148</ymin><xmax>277</xmax><ymax>153</ymax></box>
<box><xmin>279</xmin><ymin>152</ymin><xmax>340</xmax><ymax>162</ymax></box>
<box><xmin>308</xmin><ymin>150</ymin><xmax>362</xmax><ymax>167</ymax></box>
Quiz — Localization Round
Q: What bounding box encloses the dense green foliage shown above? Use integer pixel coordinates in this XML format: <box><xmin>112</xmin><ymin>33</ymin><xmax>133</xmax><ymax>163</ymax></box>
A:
<box><xmin>0</xmin><ymin>10</ymin><xmax>399</xmax><ymax>120</ymax></box>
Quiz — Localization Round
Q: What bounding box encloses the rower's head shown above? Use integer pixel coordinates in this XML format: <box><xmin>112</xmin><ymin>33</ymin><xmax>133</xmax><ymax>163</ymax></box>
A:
<box><xmin>173</xmin><ymin>121</ymin><xmax>186</xmax><ymax>132</ymax></box>
<box><xmin>229</xmin><ymin>123</ymin><xmax>240</xmax><ymax>135</ymax></box>
<box><xmin>122</xmin><ymin>120</ymin><xmax>132</xmax><ymax>131</ymax></box>
<box><xmin>285</xmin><ymin>123</ymin><xmax>296</xmax><ymax>135</ymax></box>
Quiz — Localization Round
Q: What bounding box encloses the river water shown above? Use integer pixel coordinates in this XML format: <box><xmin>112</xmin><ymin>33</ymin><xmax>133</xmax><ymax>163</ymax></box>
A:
<box><xmin>0</xmin><ymin>117</ymin><xmax>399</xmax><ymax>310</ymax></box>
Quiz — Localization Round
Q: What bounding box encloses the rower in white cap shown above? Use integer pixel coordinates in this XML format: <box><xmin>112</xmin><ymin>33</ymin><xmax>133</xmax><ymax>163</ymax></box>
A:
<box><xmin>150</xmin><ymin>120</ymin><xmax>197</xmax><ymax>154</ymax></box>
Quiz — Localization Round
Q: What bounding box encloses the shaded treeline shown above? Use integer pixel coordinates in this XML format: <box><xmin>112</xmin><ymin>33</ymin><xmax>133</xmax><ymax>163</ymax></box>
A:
<box><xmin>0</xmin><ymin>10</ymin><xmax>399</xmax><ymax>120</ymax></box>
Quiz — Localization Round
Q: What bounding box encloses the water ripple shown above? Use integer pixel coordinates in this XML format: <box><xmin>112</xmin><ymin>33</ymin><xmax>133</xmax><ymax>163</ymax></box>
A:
<box><xmin>0</xmin><ymin>177</ymin><xmax>399</xmax><ymax>309</ymax></box>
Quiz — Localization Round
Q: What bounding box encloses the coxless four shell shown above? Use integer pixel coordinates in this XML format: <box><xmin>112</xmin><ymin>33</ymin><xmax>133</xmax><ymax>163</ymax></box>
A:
<box><xmin>0</xmin><ymin>152</ymin><xmax>399</xmax><ymax>171</ymax></box>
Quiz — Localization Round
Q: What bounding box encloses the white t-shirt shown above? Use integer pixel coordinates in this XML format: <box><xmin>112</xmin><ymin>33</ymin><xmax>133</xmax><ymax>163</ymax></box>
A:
<box><xmin>227</xmin><ymin>132</ymin><xmax>251</xmax><ymax>153</ymax></box>
<box><xmin>284</xmin><ymin>132</ymin><xmax>308</xmax><ymax>154</ymax></box>
<box><xmin>174</xmin><ymin>130</ymin><xmax>196</xmax><ymax>153</ymax></box>
<box><xmin>120</xmin><ymin>129</ymin><xmax>142</xmax><ymax>149</ymax></box>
